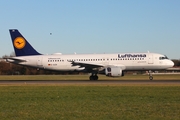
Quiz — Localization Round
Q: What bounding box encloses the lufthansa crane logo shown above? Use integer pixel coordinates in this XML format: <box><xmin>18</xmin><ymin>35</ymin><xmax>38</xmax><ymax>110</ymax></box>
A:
<box><xmin>14</xmin><ymin>37</ymin><xmax>26</xmax><ymax>49</ymax></box>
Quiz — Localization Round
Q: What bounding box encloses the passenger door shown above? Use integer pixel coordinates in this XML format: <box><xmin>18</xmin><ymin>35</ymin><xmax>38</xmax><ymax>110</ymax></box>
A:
<box><xmin>148</xmin><ymin>54</ymin><xmax>154</xmax><ymax>64</ymax></box>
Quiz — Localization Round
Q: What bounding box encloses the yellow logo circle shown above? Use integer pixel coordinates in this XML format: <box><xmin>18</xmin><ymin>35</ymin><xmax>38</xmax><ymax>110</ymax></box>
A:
<box><xmin>14</xmin><ymin>37</ymin><xmax>26</xmax><ymax>49</ymax></box>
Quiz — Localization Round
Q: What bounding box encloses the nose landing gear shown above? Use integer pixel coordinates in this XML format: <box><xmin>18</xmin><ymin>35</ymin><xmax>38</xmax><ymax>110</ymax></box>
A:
<box><xmin>148</xmin><ymin>70</ymin><xmax>153</xmax><ymax>80</ymax></box>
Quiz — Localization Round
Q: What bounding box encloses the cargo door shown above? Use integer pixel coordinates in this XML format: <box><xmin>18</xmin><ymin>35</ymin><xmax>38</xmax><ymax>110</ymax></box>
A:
<box><xmin>37</xmin><ymin>57</ymin><xmax>43</xmax><ymax>66</ymax></box>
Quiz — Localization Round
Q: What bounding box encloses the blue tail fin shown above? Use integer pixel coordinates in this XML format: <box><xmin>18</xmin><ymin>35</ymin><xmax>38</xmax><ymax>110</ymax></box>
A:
<box><xmin>9</xmin><ymin>29</ymin><xmax>41</xmax><ymax>56</ymax></box>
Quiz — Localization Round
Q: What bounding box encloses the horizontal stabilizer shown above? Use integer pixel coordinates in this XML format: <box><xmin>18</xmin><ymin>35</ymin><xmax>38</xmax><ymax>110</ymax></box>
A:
<box><xmin>6</xmin><ymin>57</ymin><xmax>26</xmax><ymax>62</ymax></box>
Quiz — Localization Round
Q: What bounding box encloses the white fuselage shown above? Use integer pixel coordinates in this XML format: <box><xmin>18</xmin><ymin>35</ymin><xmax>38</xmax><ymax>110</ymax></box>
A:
<box><xmin>9</xmin><ymin>53</ymin><xmax>174</xmax><ymax>72</ymax></box>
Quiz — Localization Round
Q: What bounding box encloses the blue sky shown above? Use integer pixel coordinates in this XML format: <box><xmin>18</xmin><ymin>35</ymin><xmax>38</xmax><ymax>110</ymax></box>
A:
<box><xmin>0</xmin><ymin>0</ymin><xmax>180</xmax><ymax>59</ymax></box>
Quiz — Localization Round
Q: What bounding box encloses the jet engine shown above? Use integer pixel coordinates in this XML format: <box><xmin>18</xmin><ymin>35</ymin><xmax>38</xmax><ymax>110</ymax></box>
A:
<box><xmin>105</xmin><ymin>66</ymin><xmax>124</xmax><ymax>77</ymax></box>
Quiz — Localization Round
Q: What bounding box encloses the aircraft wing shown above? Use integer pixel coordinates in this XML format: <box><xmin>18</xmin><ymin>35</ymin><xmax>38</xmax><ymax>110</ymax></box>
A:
<box><xmin>71</xmin><ymin>61</ymin><xmax>104</xmax><ymax>69</ymax></box>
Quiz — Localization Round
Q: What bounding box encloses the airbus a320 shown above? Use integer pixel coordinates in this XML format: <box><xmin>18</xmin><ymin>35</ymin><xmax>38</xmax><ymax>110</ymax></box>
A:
<box><xmin>7</xmin><ymin>29</ymin><xmax>174</xmax><ymax>80</ymax></box>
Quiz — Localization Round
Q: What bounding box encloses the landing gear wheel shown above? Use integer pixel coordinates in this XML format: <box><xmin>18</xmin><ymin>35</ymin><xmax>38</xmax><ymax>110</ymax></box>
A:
<box><xmin>89</xmin><ymin>76</ymin><xmax>93</xmax><ymax>80</ymax></box>
<box><xmin>149</xmin><ymin>76</ymin><xmax>153</xmax><ymax>80</ymax></box>
<box><xmin>89</xmin><ymin>74</ymin><xmax>98</xmax><ymax>80</ymax></box>
<box><xmin>148</xmin><ymin>70</ymin><xmax>153</xmax><ymax>80</ymax></box>
<box><xmin>94</xmin><ymin>75</ymin><xmax>98</xmax><ymax>80</ymax></box>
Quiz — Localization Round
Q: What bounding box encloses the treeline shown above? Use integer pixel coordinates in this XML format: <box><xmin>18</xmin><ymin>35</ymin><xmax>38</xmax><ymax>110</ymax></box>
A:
<box><xmin>172</xmin><ymin>59</ymin><xmax>180</xmax><ymax>67</ymax></box>
<box><xmin>0</xmin><ymin>61</ymin><xmax>80</xmax><ymax>75</ymax></box>
<box><xmin>0</xmin><ymin>59</ymin><xmax>180</xmax><ymax>75</ymax></box>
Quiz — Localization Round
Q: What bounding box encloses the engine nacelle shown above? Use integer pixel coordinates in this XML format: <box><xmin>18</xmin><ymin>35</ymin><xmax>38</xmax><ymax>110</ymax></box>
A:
<box><xmin>105</xmin><ymin>66</ymin><xmax>124</xmax><ymax>77</ymax></box>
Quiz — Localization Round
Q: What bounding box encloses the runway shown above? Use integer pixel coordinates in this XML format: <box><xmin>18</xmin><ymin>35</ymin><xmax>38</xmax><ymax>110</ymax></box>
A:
<box><xmin>0</xmin><ymin>80</ymin><xmax>180</xmax><ymax>85</ymax></box>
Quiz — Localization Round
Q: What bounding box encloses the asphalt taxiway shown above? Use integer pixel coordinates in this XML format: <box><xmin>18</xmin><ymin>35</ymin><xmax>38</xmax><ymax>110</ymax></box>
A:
<box><xmin>0</xmin><ymin>80</ymin><xmax>180</xmax><ymax>85</ymax></box>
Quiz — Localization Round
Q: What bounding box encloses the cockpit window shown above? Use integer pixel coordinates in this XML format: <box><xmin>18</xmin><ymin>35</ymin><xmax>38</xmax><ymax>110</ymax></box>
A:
<box><xmin>159</xmin><ymin>55</ymin><xmax>169</xmax><ymax>60</ymax></box>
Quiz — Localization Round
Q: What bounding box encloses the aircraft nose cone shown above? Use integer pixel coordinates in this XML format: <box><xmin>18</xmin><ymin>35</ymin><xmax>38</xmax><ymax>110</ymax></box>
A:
<box><xmin>169</xmin><ymin>60</ymin><xmax>174</xmax><ymax>67</ymax></box>
<box><xmin>170</xmin><ymin>61</ymin><xmax>174</xmax><ymax>67</ymax></box>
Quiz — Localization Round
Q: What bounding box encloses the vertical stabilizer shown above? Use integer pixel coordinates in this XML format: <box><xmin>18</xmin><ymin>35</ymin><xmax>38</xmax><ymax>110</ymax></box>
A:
<box><xmin>9</xmin><ymin>29</ymin><xmax>41</xmax><ymax>56</ymax></box>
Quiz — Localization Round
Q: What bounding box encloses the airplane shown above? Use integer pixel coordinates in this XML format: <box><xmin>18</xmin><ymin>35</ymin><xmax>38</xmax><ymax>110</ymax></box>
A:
<box><xmin>7</xmin><ymin>29</ymin><xmax>174</xmax><ymax>80</ymax></box>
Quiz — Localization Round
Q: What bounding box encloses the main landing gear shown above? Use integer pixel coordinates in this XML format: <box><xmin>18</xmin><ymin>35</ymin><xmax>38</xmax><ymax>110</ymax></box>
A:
<box><xmin>89</xmin><ymin>73</ymin><xmax>98</xmax><ymax>80</ymax></box>
<box><xmin>148</xmin><ymin>70</ymin><xmax>153</xmax><ymax>80</ymax></box>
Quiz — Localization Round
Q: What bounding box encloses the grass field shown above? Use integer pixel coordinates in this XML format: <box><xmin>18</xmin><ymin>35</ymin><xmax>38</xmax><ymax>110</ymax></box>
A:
<box><xmin>0</xmin><ymin>75</ymin><xmax>180</xmax><ymax>119</ymax></box>
<box><xmin>0</xmin><ymin>74</ymin><xmax>180</xmax><ymax>80</ymax></box>
<box><xmin>0</xmin><ymin>86</ymin><xmax>180</xmax><ymax>120</ymax></box>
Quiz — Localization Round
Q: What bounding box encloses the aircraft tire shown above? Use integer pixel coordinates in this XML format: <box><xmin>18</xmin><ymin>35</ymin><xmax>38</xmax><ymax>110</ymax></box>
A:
<box><xmin>149</xmin><ymin>76</ymin><xmax>153</xmax><ymax>80</ymax></box>
<box><xmin>89</xmin><ymin>76</ymin><xmax>93</xmax><ymax>80</ymax></box>
<box><xmin>89</xmin><ymin>75</ymin><xmax>98</xmax><ymax>80</ymax></box>
<box><xmin>94</xmin><ymin>75</ymin><xmax>98</xmax><ymax>80</ymax></box>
